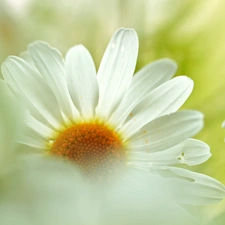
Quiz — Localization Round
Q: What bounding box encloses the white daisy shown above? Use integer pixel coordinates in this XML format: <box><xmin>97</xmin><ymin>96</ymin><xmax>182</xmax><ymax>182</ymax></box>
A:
<box><xmin>1</xmin><ymin>28</ymin><xmax>225</xmax><ymax>205</ymax></box>
<box><xmin>0</xmin><ymin>81</ymin><xmax>200</xmax><ymax>225</ymax></box>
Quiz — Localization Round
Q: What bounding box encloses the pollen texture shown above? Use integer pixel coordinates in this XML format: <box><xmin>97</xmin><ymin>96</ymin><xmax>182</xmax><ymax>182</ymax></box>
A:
<box><xmin>51</xmin><ymin>123</ymin><xmax>125</xmax><ymax>179</ymax></box>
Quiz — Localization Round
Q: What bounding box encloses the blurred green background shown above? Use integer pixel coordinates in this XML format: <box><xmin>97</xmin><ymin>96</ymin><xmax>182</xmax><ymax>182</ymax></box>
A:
<box><xmin>0</xmin><ymin>0</ymin><xmax>225</xmax><ymax>222</ymax></box>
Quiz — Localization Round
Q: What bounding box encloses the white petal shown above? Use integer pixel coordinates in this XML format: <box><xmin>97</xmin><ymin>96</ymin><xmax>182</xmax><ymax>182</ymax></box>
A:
<box><xmin>127</xmin><ymin>110</ymin><xmax>204</xmax><ymax>152</ymax></box>
<box><xmin>120</xmin><ymin>76</ymin><xmax>194</xmax><ymax>138</ymax></box>
<box><xmin>109</xmin><ymin>58</ymin><xmax>177</xmax><ymax>128</ymax></box>
<box><xmin>129</xmin><ymin>138</ymin><xmax>211</xmax><ymax>166</ymax></box>
<box><xmin>96</xmin><ymin>28</ymin><xmax>138</xmax><ymax>120</ymax></box>
<box><xmin>65</xmin><ymin>45</ymin><xmax>98</xmax><ymax>120</ymax></box>
<box><xmin>2</xmin><ymin>56</ymin><xmax>64</xmax><ymax>130</ymax></box>
<box><xmin>20</xmin><ymin>51</ymin><xmax>36</xmax><ymax>68</ymax></box>
<box><xmin>150</xmin><ymin>167</ymin><xmax>225</xmax><ymax>205</ymax></box>
<box><xmin>18</xmin><ymin>114</ymin><xmax>57</xmax><ymax>149</ymax></box>
<box><xmin>28</xmin><ymin>41</ymin><xmax>80</xmax><ymax>120</ymax></box>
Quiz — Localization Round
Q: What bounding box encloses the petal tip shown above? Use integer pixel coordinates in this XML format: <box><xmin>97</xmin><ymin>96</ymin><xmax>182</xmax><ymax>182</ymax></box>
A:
<box><xmin>113</xmin><ymin>27</ymin><xmax>138</xmax><ymax>41</ymax></box>
<box><xmin>28</xmin><ymin>40</ymin><xmax>49</xmax><ymax>48</ymax></box>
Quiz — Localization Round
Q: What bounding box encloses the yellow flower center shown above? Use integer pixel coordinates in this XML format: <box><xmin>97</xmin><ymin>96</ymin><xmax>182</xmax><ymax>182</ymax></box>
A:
<box><xmin>51</xmin><ymin>123</ymin><xmax>126</xmax><ymax>179</ymax></box>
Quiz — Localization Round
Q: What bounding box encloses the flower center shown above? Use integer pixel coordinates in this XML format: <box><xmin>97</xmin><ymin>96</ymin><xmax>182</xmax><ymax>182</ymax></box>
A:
<box><xmin>51</xmin><ymin>123</ymin><xmax>125</xmax><ymax>179</ymax></box>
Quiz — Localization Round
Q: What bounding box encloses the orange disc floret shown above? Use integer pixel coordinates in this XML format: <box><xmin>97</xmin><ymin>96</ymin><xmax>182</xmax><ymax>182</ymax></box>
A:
<box><xmin>51</xmin><ymin>123</ymin><xmax>126</xmax><ymax>179</ymax></box>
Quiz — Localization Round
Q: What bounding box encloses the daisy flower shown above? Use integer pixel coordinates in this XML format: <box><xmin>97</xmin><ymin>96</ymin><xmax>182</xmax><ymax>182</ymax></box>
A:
<box><xmin>1</xmin><ymin>28</ymin><xmax>225</xmax><ymax>205</ymax></box>
<box><xmin>0</xmin><ymin>81</ymin><xmax>199</xmax><ymax>225</ymax></box>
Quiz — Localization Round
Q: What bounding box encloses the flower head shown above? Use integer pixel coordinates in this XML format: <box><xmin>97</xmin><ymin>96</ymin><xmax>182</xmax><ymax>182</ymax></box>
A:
<box><xmin>1</xmin><ymin>28</ymin><xmax>225</xmax><ymax>207</ymax></box>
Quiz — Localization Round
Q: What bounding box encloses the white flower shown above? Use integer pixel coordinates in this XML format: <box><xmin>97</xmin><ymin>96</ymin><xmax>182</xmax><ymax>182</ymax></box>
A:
<box><xmin>0</xmin><ymin>81</ymin><xmax>200</xmax><ymax>225</ymax></box>
<box><xmin>1</xmin><ymin>28</ymin><xmax>225</xmax><ymax>207</ymax></box>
